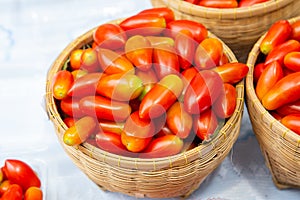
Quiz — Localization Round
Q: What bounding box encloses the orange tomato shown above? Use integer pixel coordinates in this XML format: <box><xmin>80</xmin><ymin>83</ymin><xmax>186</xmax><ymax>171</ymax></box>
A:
<box><xmin>51</xmin><ymin>70</ymin><xmax>74</xmax><ymax>100</ymax></box>
<box><xmin>24</xmin><ymin>186</ymin><xmax>43</xmax><ymax>200</ymax></box>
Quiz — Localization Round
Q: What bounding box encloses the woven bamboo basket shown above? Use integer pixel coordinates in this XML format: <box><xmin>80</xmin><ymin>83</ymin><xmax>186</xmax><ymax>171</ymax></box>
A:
<box><xmin>245</xmin><ymin>16</ymin><xmax>300</xmax><ymax>189</ymax></box>
<box><xmin>151</xmin><ymin>0</ymin><xmax>300</xmax><ymax>62</ymax></box>
<box><xmin>45</xmin><ymin>19</ymin><xmax>245</xmax><ymax>198</ymax></box>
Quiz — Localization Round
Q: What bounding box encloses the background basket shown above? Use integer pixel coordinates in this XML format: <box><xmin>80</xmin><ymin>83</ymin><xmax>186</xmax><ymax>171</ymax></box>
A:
<box><xmin>45</xmin><ymin>19</ymin><xmax>245</xmax><ymax>198</ymax></box>
<box><xmin>245</xmin><ymin>16</ymin><xmax>300</xmax><ymax>189</ymax></box>
<box><xmin>151</xmin><ymin>0</ymin><xmax>300</xmax><ymax>62</ymax></box>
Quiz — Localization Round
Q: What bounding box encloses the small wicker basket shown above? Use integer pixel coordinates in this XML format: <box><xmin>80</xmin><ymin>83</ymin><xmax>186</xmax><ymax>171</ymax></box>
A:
<box><xmin>45</xmin><ymin>19</ymin><xmax>245</xmax><ymax>198</ymax></box>
<box><xmin>151</xmin><ymin>0</ymin><xmax>300</xmax><ymax>62</ymax></box>
<box><xmin>245</xmin><ymin>16</ymin><xmax>300</xmax><ymax>189</ymax></box>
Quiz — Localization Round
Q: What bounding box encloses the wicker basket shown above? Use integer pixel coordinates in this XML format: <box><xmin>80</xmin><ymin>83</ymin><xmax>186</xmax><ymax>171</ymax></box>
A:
<box><xmin>151</xmin><ymin>0</ymin><xmax>300</xmax><ymax>62</ymax></box>
<box><xmin>245</xmin><ymin>16</ymin><xmax>300</xmax><ymax>189</ymax></box>
<box><xmin>45</xmin><ymin>19</ymin><xmax>245</xmax><ymax>198</ymax></box>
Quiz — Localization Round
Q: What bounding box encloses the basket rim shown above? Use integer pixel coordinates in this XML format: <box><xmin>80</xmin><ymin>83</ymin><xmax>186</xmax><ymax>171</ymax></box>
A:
<box><xmin>245</xmin><ymin>16</ymin><xmax>300</xmax><ymax>145</ymax></box>
<box><xmin>45</xmin><ymin>19</ymin><xmax>244</xmax><ymax>170</ymax></box>
<box><xmin>157</xmin><ymin>0</ymin><xmax>294</xmax><ymax>19</ymax></box>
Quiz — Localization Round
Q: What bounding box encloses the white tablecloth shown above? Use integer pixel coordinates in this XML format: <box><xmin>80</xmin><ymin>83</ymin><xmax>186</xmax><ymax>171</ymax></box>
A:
<box><xmin>0</xmin><ymin>0</ymin><xmax>299</xmax><ymax>199</ymax></box>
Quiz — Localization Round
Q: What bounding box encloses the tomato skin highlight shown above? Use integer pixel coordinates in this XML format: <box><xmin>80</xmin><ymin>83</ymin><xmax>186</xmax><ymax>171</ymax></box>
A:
<box><xmin>138</xmin><ymin>7</ymin><xmax>175</xmax><ymax>24</ymax></box>
<box><xmin>253</xmin><ymin>62</ymin><xmax>267</xmax><ymax>84</ymax></box>
<box><xmin>284</xmin><ymin>51</ymin><xmax>300</xmax><ymax>72</ymax></box>
<box><xmin>260</xmin><ymin>20</ymin><xmax>292</xmax><ymax>55</ymax></box>
<box><xmin>198</xmin><ymin>0</ymin><xmax>238</xmax><ymax>8</ymax></box>
<box><xmin>213</xmin><ymin>62</ymin><xmax>249</xmax><ymax>84</ymax></box>
<box><xmin>276</xmin><ymin>100</ymin><xmax>300</xmax><ymax>116</ymax></box>
<box><xmin>291</xmin><ymin>20</ymin><xmax>300</xmax><ymax>41</ymax></box>
<box><xmin>262</xmin><ymin>72</ymin><xmax>300</xmax><ymax>110</ymax></box>
<box><xmin>52</xmin><ymin>70</ymin><xmax>74</xmax><ymax>100</ymax></box>
<box><xmin>60</xmin><ymin>97</ymin><xmax>85</xmax><ymax>119</ymax></box>
<box><xmin>70</xmin><ymin>49</ymin><xmax>84</xmax><ymax>71</ymax></box>
<box><xmin>281</xmin><ymin>114</ymin><xmax>300</xmax><ymax>136</ymax></box>
<box><xmin>193</xmin><ymin>109</ymin><xmax>218</xmax><ymax>141</ymax></box>
<box><xmin>1</xmin><ymin>184</ymin><xmax>23</xmax><ymax>200</ymax></box>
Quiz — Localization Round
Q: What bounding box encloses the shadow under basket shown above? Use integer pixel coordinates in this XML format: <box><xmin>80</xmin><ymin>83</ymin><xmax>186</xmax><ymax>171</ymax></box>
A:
<box><xmin>151</xmin><ymin>0</ymin><xmax>300</xmax><ymax>62</ymax></box>
<box><xmin>245</xmin><ymin>16</ymin><xmax>300</xmax><ymax>189</ymax></box>
<box><xmin>45</xmin><ymin>19</ymin><xmax>245</xmax><ymax>198</ymax></box>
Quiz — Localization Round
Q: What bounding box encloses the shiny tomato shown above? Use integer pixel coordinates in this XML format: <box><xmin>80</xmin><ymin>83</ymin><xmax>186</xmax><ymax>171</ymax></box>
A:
<box><xmin>255</xmin><ymin>61</ymin><xmax>283</xmax><ymax>100</ymax></box>
<box><xmin>213</xmin><ymin>62</ymin><xmax>249</xmax><ymax>84</ymax></box>
<box><xmin>67</xmin><ymin>72</ymin><xmax>102</xmax><ymax>97</ymax></box>
<box><xmin>138</xmin><ymin>7</ymin><xmax>175</xmax><ymax>24</ymax></box>
<box><xmin>121</xmin><ymin>131</ymin><xmax>152</xmax><ymax>153</ymax></box>
<box><xmin>194</xmin><ymin>38</ymin><xmax>223</xmax><ymax>70</ymax></box>
<box><xmin>93</xmin><ymin>23</ymin><xmax>127</xmax><ymax>50</ymax></box>
<box><xmin>139</xmin><ymin>74</ymin><xmax>183</xmax><ymax>119</ymax></box>
<box><xmin>1</xmin><ymin>184</ymin><xmax>23</xmax><ymax>200</ymax></box>
<box><xmin>96</xmin><ymin>73</ymin><xmax>143</xmax><ymax>101</ymax></box>
<box><xmin>181</xmin><ymin>67</ymin><xmax>198</xmax><ymax>96</ymax></box>
<box><xmin>283</xmin><ymin>51</ymin><xmax>300</xmax><ymax>72</ymax></box>
<box><xmin>260</xmin><ymin>20</ymin><xmax>292</xmax><ymax>55</ymax></box>
<box><xmin>24</xmin><ymin>186</ymin><xmax>43</xmax><ymax>200</ymax></box>
<box><xmin>276</xmin><ymin>100</ymin><xmax>300</xmax><ymax>116</ymax></box>
<box><xmin>99</xmin><ymin>120</ymin><xmax>124</xmax><ymax>135</ymax></box>
<box><xmin>63</xmin><ymin>116</ymin><xmax>97</xmax><ymax>146</ymax></box>
<box><xmin>253</xmin><ymin>62</ymin><xmax>267</xmax><ymax>84</ymax></box>
<box><xmin>238</xmin><ymin>0</ymin><xmax>269</xmax><ymax>7</ymax></box>
<box><xmin>80</xmin><ymin>48</ymin><xmax>100</xmax><ymax>72</ymax></box>
<box><xmin>166</xmin><ymin>20</ymin><xmax>208</xmax><ymax>43</ymax></box>
<box><xmin>291</xmin><ymin>20</ymin><xmax>300</xmax><ymax>41</ymax></box>
<box><xmin>51</xmin><ymin>70</ymin><xmax>74</xmax><ymax>100</ymax></box>
<box><xmin>198</xmin><ymin>0</ymin><xmax>238</xmax><ymax>8</ymax></box>
<box><xmin>141</xmin><ymin>135</ymin><xmax>183</xmax><ymax>158</ymax></box>
<box><xmin>145</xmin><ymin>36</ymin><xmax>174</xmax><ymax>47</ymax></box>
<box><xmin>125</xmin><ymin>35</ymin><xmax>153</xmax><ymax>71</ymax></box>
<box><xmin>95</xmin><ymin>131</ymin><xmax>128</xmax><ymax>155</ymax></box>
<box><xmin>2</xmin><ymin>159</ymin><xmax>41</xmax><ymax>191</ymax></box>
<box><xmin>166</xmin><ymin>101</ymin><xmax>193</xmax><ymax>139</ymax></box>
<box><xmin>153</xmin><ymin>44</ymin><xmax>180</xmax><ymax>79</ymax></box>
<box><xmin>155</xmin><ymin>124</ymin><xmax>173</xmax><ymax>138</ymax></box>
<box><xmin>60</xmin><ymin>97</ymin><xmax>85</xmax><ymax>118</ymax></box>
<box><xmin>135</xmin><ymin>68</ymin><xmax>158</xmax><ymax>85</ymax></box>
<box><xmin>71</xmin><ymin>69</ymin><xmax>88</xmax><ymax>80</ymax></box>
<box><xmin>281</xmin><ymin>114</ymin><xmax>300</xmax><ymax>136</ymax></box>
<box><xmin>265</xmin><ymin>39</ymin><xmax>300</xmax><ymax>66</ymax></box>
<box><xmin>63</xmin><ymin>117</ymin><xmax>75</xmax><ymax>127</ymax></box>
<box><xmin>174</xmin><ymin>30</ymin><xmax>196</xmax><ymax>70</ymax></box>
<box><xmin>0</xmin><ymin>180</ymin><xmax>12</xmax><ymax>195</ymax></box>
<box><xmin>219</xmin><ymin>53</ymin><xmax>229</xmax><ymax>66</ymax></box>
<box><xmin>213</xmin><ymin>83</ymin><xmax>237</xmax><ymax>119</ymax></box>
<box><xmin>70</xmin><ymin>49</ymin><xmax>84</xmax><ymax>71</ymax></box>
<box><xmin>185</xmin><ymin>0</ymin><xmax>200</xmax><ymax>4</ymax></box>
<box><xmin>184</xmin><ymin>70</ymin><xmax>223</xmax><ymax>114</ymax></box>
<box><xmin>97</xmin><ymin>48</ymin><xmax>134</xmax><ymax>75</ymax></box>
<box><xmin>193</xmin><ymin>108</ymin><xmax>218</xmax><ymax>141</ymax></box>
<box><xmin>120</xmin><ymin>14</ymin><xmax>166</xmax><ymax>36</ymax></box>
<box><xmin>262</xmin><ymin>72</ymin><xmax>300</xmax><ymax>110</ymax></box>
<box><xmin>79</xmin><ymin>96</ymin><xmax>131</xmax><ymax>121</ymax></box>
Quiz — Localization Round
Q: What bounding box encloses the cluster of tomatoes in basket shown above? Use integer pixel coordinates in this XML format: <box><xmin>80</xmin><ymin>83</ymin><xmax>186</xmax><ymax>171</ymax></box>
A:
<box><xmin>51</xmin><ymin>7</ymin><xmax>248</xmax><ymax>158</ymax></box>
<box><xmin>184</xmin><ymin>0</ymin><xmax>271</xmax><ymax>8</ymax></box>
<box><xmin>0</xmin><ymin>159</ymin><xmax>42</xmax><ymax>200</ymax></box>
<box><xmin>254</xmin><ymin>19</ymin><xmax>300</xmax><ymax>136</ymax></box>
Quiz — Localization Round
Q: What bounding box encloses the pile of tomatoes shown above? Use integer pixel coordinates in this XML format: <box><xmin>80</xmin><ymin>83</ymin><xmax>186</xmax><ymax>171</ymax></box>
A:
<box><xmin>51</xmin><ymin>7</ymin><xmax>248</xmax><ymax>158</ymax></box>
<box><xmin>0</xmin><ymin>159</ymin><xmax>42</xmax><ymax>200</ymax></box>
<box><xmin>184</xmin><ymin>0</ymin><xmax>271</xmax><ymax>8</ymax></box>
<box><xmin>254</xmin><ymin>19</ymin><xmax>300</xmax><ymax>136</ymax></box>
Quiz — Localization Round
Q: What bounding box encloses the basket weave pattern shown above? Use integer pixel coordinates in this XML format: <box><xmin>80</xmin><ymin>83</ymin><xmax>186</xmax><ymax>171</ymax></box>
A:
<box><xmin>245</xmin><ymin>16</ymin><xmax>300</xmax><ymax>189</ymax></box>
<box><xmin>151</xmin><ymin>0</ymin><xmax>300</xmax><ymax>62</ymax></box>
<box><xmin>45</xmin><ymin>20</ymin><xmax>244</xmax><ymax>198</ymax></box>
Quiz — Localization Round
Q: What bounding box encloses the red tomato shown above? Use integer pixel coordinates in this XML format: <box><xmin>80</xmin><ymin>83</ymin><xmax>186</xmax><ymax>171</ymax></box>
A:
<box><xmin>283</xmin><ymin>51</ymin><xmax>300</xmax><ymax>72</ymax></box>
<box><xmin>63</xmin><ymin>117</ymin><xmax>75</xmax><ymax>127</ymax></box>
<box><xmin>153</xmin><ymin>44</ymin><xmax>180</xmax><ymax>79</ymax></box>
<box><xmin>96</xmin><ymin>73</ymin><xmax>144</xmax><ymax>101</ymax></box>
<box><xmin>24</xmin><ymin>186</ymin><xmax>43</xmax><ymax>200</ymax></box>
<box><xmin>213</xmin><ymin>83</ymin><xmax>237</xmax><ymax>119</ymax></box>
<box><xmin>63</xmin><ymin>116</ymin><xmax>97</xmax><ymax>146</ymax></box>
<box><xmin>276</xmin><ymin>100</ymin><xmax>300</xmax><ymax>116</ymax></box>
<box><xmin>198</xmin><ymin>0</ymin><xmax>238</xmax><ymax>8</ymax></box>
<box><xmin>260</xmin><ymin>20</ymin><xmax>292</xmax><ymax>55</ymax></box>
<box><xmin>145</xmin><ymin>36</ymin><xmax>175</xmax><ymax>47</ymax></box>
<box><xmin>70</xmin><ymin>49</ymin><xmax>84</xmax><ymax>71</ymax></box>
<box><xmin>139</xmin><ymin>74</ymin><xmax>183</xmax><ymax>119</ymax></box>
<box><xmin>2</xmin><ymin>160</ymin><xmax>41</xmax><ymax>191</ymax></box>
<box><xmin>213</xmin><ymin>62</ymin><xmax>249</xmax><ymax>84</ymax></box>
<box><xmin>255</xmin><ymin>61</ymin><xmax>283</xmax><ymax>100</ymax></box>
<box><xmin>194</xmin><ymin>38</ymin><xmax>223</xmax><ymax>70</ymax></box>
<box><xmin>265</xmin><ymin>39</ymin><xmax>300</xmax><ymax>66</ymax></box>
<box><xmin>99</xmin><ymin>120</ymin><xmax>124</xmax><ymax>135</ymax></box>
<box><xmin>79</xmin><ymin>96</ymin><xmax>131</xmax><ymax>122</ymax></box>
<box><xmin>138</xmin><ymin>7</ymin><xmax>175</xmax><ymax>24</ymax></box>
<box><xmin>51</xmin><ymin>70</ymin><xmax>74</xmax><ymax>100</ymax></box>
<box><xmin>67</xmin><ymin>73</ymin><xmax>102</xmax><ymax>97</ymax></box>
<box><xmin>71</xmin><ymin>69</ymin><xmax>88</xmax><ymax>80</ymax></box>
<box><xmin>174</xmin><ymin>30</ymin><xmax>196</xmax><ymax>70</ymax></box>
<box><xmin>166</xmin><ymin>20</ymin><xmax>208</xmax><ymax>43</ymax></box>
<box><xmin>1</xmin><ymin>184</ymin><xmax>23</xmax><ymax>200</ymax></box>
<box><xmin>93</xmin><ymin>23</ymin><xmax>127</xmax><ymax>50</ymax></box>
<box><xmin>219</xmin><ymin>53</ymin><xmax>229</xmax><ymax>66</ymax></box>
<box><xmin>80</xmin><ymin>48</ymin><xmax>100</xmax><ymax>72</ymax></box>
<box><xmin>95</xmin><ymin>131</ymin><xmax>128</xmax><ymax>155</ymax></box>
<box><xmin>281</xmin><ymin>114</ymin><xmax>300</xmax><ymax>136</ymax></box>
<box><xmin>166</xmin><ymin>101</ymin><xmax>193</xmax><ymax>139</ymax></box>
<box><xmin>253</xmin><ymin>62</ymin><xmax>267</xmax><ymax>84</ymax></box>
<box><xmin>135</xmin><ymin>68</ymin><xmax>158</xmax><ymax>85</ymax></box>
<box><xmin>181</xmin><ymin>67</ymin><xmax>198</xmax><ymax>96</ymax></box>
<box><xmin>125</xmin><ymin>35</ymin><xmax>153</xmax><ymax>71</ymax></box>
<box><xmin>238</xmin><ymin>0</ymin><xmax>269</xmax><ymax>7</ymax></box>
<box><xmin>97</xmin><ymin>48</ymin><xmax>134</xmax><ymax>75</ymax></box>
<box><xmin>120</xmin><ymin>14</ymin><xmax>166</xmax><ymax>36</ymax></box>
<box><xmin>291</xmin><ymin>20</ymin><xmax>300</xmax><ymax>41</ymax></box>
<box><xmin>193</xmin><ymin>109</ymin><xmax>218</xmax><ymax>141</ymax></box>
<box><xmin>184</xmin><ymin>70</ymin><xmax>223</xmax><ymax>114</ymax></box>
<box><xmin>141</xmin><ymin>135</ymin><xmax>183</xmax><ymax>158</ymax></box>
<box><xmin>185</xmin><ymin>0</ymin><xmax>200</xmax><ymax>4</ymax></box>
<box><xmin>262</xmin><ymin>72</ymin><xmax>300</xmax><ymax>110</ymax></box>
<box><xmin>60</xmin><ymin>97</ymin><xmax>85</xmax><ymax>119</ymax></box>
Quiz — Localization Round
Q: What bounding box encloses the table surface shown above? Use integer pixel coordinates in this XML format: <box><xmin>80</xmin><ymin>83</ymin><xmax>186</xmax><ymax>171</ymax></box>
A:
<box><xmin>0</xmin><ymin>0</ymin><xmax>300</xmax><ymax>199</ymax></box>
